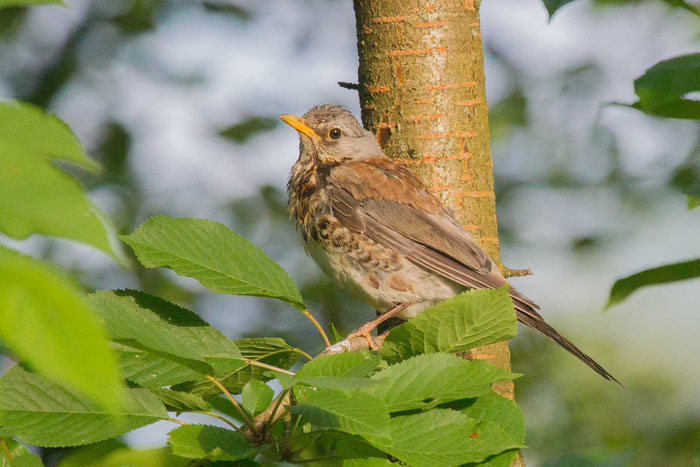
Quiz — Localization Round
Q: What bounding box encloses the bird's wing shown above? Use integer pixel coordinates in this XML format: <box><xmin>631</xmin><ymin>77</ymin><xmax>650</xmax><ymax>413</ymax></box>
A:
<box><xmin>328</xmin><ymin>158</ymin><xmax>622</xmax><ymax>384</ymax></box>
<box><xmin>328</xmin><ymin>158</ymin><xmax>508</xmax><ymax>292</ymax></box>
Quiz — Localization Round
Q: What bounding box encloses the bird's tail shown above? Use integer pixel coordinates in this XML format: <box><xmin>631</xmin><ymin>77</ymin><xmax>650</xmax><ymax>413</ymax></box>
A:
<box><xmin>510</xmin><ymin>291</ymin><xmax>622</xmax><ymax>386</ymax></box>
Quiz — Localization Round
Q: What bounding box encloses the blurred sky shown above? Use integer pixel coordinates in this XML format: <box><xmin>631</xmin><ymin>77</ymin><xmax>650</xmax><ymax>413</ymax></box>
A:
<box><xmin>1</xmin><ymin>0</ymin><xmax>699</xmax><ymax>460</ymax></box>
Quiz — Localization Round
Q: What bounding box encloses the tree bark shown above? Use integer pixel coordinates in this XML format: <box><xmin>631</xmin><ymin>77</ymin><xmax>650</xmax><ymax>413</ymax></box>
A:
<box><xmin>352</xmin><ymin>1</ymin><xmax>523</xmax><ymax>463</ymax></box>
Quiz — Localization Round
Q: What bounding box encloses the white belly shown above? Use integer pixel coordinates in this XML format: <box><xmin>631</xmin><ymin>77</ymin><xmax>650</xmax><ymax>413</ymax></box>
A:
<box><xmin>305</xmin><ymin>239</ymin><xmax>462</xmax><ymax>319</ymax></box>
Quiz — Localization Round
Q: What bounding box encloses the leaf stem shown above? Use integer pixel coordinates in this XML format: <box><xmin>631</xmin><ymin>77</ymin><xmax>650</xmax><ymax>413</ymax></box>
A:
<box><xmin>0</xmin><ymin>438</ymin><xmax>12</xmax><ymax>461</ymax></box>
<box><xmin>193</xmin><ymin>411</ymin><xmax>243</xmax><ymax>433</ymax></box>
<box><xmin>264</xmin><ymin>389</ymin><xmax>290</xmax><ymax>434</ymax></box>
<box><xmin>299</xmin><ymin>308</ymin><xmax>331</xmax><ymax>347</ymax></box>
<box><xmin>206</xmin><ymin>376</ymin><xmax>255</xmax><ymax>430</ymax></box>
<box><xmin>166</xmin><ymin>417</ymin><xmax>188</xmax><ymax>426</ymax></box>
<box><xmin>246</xmin><ymin>359</ymin><xmax>296</xmax><ymax>376</ymax></box>
<box><xmin>291</xmin><ymin>347</ymin><xmax>313</xmax><ymax>361</ymax></box>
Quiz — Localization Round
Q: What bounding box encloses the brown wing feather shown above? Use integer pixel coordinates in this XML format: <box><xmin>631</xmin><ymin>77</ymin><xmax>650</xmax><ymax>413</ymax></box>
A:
<box><xmin>328</xmin><ymin>158</ymin><xmax>620</xmax><ymax>384</ymax></box>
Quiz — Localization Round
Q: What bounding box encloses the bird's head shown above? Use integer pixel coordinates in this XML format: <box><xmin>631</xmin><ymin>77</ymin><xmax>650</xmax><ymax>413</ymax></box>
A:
<box><xmin>280</xmin><ymin>104</ymin><xmax>384</xmax><ymax>165</ymax></box>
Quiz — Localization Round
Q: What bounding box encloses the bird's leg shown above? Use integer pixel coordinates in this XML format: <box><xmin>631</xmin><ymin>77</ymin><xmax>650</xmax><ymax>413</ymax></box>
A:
<box><xmin>347</xmin><ymin>302</ymin><xmax>410</xmax><ymax>350</ymax></box>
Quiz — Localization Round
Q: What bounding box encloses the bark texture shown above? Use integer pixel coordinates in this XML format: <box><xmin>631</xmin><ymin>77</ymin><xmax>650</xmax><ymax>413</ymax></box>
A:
<box><xmin>352</xmin><ymin>0</ymin><xmax>519</xmax><ymax>410</ymax></box>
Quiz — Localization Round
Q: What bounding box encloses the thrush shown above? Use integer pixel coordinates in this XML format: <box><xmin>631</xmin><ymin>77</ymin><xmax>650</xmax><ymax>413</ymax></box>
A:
<box><xmin>281</xmin><ymin>104</ymin><xmax>618</xmax><ymax>383</ymax></box>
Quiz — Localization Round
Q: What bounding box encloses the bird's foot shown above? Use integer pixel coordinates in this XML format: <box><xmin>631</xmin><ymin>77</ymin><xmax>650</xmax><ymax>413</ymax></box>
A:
<box><xmin>346</xmin><ymin>302</ymin><xmax>410</xmax><ymax>347</ymax></box>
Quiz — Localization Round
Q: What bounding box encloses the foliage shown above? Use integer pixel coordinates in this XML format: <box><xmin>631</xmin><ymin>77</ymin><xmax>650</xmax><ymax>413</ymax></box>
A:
<box><xmin>626</xmin><ymin>53</ymin><xmax>700</xmax><ymax>120</ymax></box>
<box><xmin>0</xmin><ymin>248</ymin><xmax>123</xmax><ymax>412</ymax></box>
<box><xmin>606</xmin><ymin>258</ymin><xmax>700</xmax><ymax>308</ymax></box>
<box><xmin>0</xmin><ymin>101</ymin><xmax>524</xmax><ymax>464</ymax></box>
<box><xmin>0</xmin><ymin>101</ymin><xmax>125</xmax><ymax>263</ymax></box>
<box><xmin>543</xmin><ymin>0</ymin><xmax>699</xmax><ymax>17</ymax></box>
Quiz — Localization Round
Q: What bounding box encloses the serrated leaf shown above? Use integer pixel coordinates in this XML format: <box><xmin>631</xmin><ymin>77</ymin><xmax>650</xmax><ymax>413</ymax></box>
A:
<box><xmin>58</xmin><ymin>439</ymin><xmax>189</xmax><ymax>467</ymax></box>
<box><xmin>297</xmin><ymin>351</ymin><xmax>381</xmax><ymax>379</ymax></box>
<box><xmin>365</xmin><ymin>354</ymin><xmax>520</xmax><ymax>412</ymax></box>
<box><xmin>241</xmin><ymin>380</ymin><xmax>274</xmax><ymax>416</ymax></box>
<box><xmin>343</xmin><ymin>459</ymin><xmax>392</xmax><ymax>466</ymax></box>
<box><xmin>149</xmin><ymin>388</ymin><xmax>210</xmax><ymax>413</ymax></box>
<box><xmin>121</xmin><ymin>216</ymin><xmax>304</xmax><ymax>308</ymax></box>
<box><xmin>606</xmin><ymin>258</ymin><xmax>700</xmax><ymax>309</ymax></box>
<box><xmin>456</xmin><ymin>392</ymin><xmax>525</xmax><ymax>463</ymax></box>
<box><xmin>0</xmin><ymin>0</ymin><xmax>64</xmax><ymax>8</ymax></box>
<box><xmin>103</xmin><ymin>291</ymin><xmax>245</xmax><ymax>387</ymax></box>
<box><xmin>289</xmin><ymin>389</ymin><xmax>391</xmax><ymax>443</ymax></box>
<box><xmin>89</xmin><ymin>291</ymin><xmax>209</xmax><ymax>367</ymax></box>
<box><xmin>462</xmin><ymin>392</ymin><xmax>525</xmax><ymax>446</ymax></box>
<box><xmin>179</xmin><ymin>338</ymin><xmax>297</xmax><ymax>397</ymax></box>
<box><xmin>381</xmin><ymin>287</ymin><xmax>517</xmax><ymax>363</ymax></box>
<box><xmin>0</xmin><ymin>437</ymin><xmax>42</xmax><ymax>467</ymax></box>
<box><xmin>0</xmin><ymin>366</ymin><xmax>168</xmax><ymax>447</ymax></box>
<box><xmin>373</xmin><ymin>408</ymin><xmax>521</xmax><ymax>466</ymax></box>
<box><xmin>167</xmin><ymin>424</ymin><xmax>253</xmax><ymax>461</ymax></box>
<box><xmin>296</xmin><ymin>377</ymin><xmax>378</xmax><ymax>394</ymax></box>
<box><xmin>628</xmin><ymin>53</ymin><xmax>700</xmax><ymax>119</ymax></box>
<box><xmin>0</xmin><ymin>101</ymin><xmax>124</xmax><ymax>262</ymax></box>
<box><xmin>113</xmin><ymin>342</ymin><xmax>201</xmax><ymax>388</ymax></box>
<box><xmin>0</xmin><ymin>247</ymin><xmax>123</xmax><ymax>412</ymax></box>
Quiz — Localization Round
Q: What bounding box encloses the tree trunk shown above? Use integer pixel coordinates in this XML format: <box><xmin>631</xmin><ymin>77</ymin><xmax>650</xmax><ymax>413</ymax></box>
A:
<box><xmin>352</xmin><ymin>0</ymin><xmax>523</xmax><ymax>463</ymax></box>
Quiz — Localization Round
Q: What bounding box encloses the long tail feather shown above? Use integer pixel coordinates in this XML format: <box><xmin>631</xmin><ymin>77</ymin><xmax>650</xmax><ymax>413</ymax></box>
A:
<box><xmin>511</xmin><ymin>294</ymin><xmax>622</xmax><ymax>386</ymax></box>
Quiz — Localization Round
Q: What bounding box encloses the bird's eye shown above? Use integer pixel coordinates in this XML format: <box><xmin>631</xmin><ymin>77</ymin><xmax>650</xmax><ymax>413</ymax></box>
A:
<box><xmin>328</xmin><ymin>128</ymin><xmax>342</xmax><ymax>139</ymax></box>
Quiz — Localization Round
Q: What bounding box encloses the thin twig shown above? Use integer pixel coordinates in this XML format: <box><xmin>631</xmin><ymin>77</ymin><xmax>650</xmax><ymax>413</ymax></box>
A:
<box><xmin>0</xmin><ymin>438</ymin><xmax>12</xmax><ymax>461</ymax></box>
<box><xmin>338</xmin><ymin>81</ymin><xmax>359</xmax><ymax>90</ymax></box>
<box><xmin>246</xmin><ymin>359</ymin><xmax>296</xmax><ymax>376</ymax></box>
<box><xmin>166</xmin><ymin>417</ymin><xmax>189</xmax><ymax>426</ymax></box>
<box><xmin>193</xmin><ymin>411</ymin><xmax>243</xmax><ymax>433</ymax></box>
<box><xmin>206</xmin><ymin>376</ymin><xmax>255</xmax><ymax>430</ymax></box>
<box><xmin>291</xmin><ymin>347</ymin><xmax>313</xmax><ymax>361</ymax></box>
<box><xmin>299</xmin><ymin>308</ymin><xmax>331</xmax><ymax>347</ymax></box>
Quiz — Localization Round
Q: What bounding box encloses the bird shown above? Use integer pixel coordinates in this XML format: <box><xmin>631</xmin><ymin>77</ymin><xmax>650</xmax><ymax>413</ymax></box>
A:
<box><xmin>280</xmin><ymin>104</ymin><xmax>619</xmax><ymax>384</ymax></box>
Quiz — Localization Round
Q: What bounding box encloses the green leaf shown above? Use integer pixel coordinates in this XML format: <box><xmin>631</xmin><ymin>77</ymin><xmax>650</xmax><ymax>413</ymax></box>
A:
<box><xmin>343</xmin><ymin>459</ymin><xmax>393</xmax><ymax>466</ymax></box>
<box><xmin>167</xmin><ymin>424</ymin><xmax>253</xmax><ymax>461</ymax></box>
<box><xmin>58</xmin><ymin>439</ymin><xmax>190</xmax><ymax>467</ymax></box>
<box><xmin>381</xmin><ymin>287</ymin><xmax>517</xmax><ymax>363</ymax></box>
<box><xmin>461</xmin><ymin>392</ymin><xmax>525</xmax><ymax>448</ymax></box>
<box><xmin>629</xmin><ymin>53</ymin><xmax>700</xmax><ymax>119</ymax></box>
<box><xmin>606</xmin><ymin>258</ymin><xmax>700</xmax><ymax>308</ymax></box>
<box><xmin>149</xmin><ymin>388</ymin><xmax>211</xmax><ymax>413</ymax></box>
<box><xmin>113</xmin><ymin>342</ymin><xmax>202</xmax><ymax>388</ymax></box>
<box><xmin>0</xmin><ymin>437</ymin><xmax>42</xmax><ymax>467</ymax></box>
<box><xmin>179</xmin><ymin>338</ymin><xmax>297</xmax><ymax>397</ymax></box>
<box><xmin>0</xmin><ymin>366</ymin><xmax>168</xmax><ymax>447</ymax></box>
<box><xmin>0</xmin><ymin>0</ymin><xmax>64</xmax><ymax>9</ymax></box>
<box><xmin>467</xmin><ymin>450</ymin><xmax>519</xmax><ymax>467</ymax></box>
<box><xmin>0</xmin><ymin>101</ymin><xmax>124</xmax><ymax>262</ymax></box>
<box><xmin>289</xmin><ymin>389</ymin><xmax>391</xmax><ymax>443</ymax></box>
<box><xmin>0</xmin><ymin>247</ymin><xmax>123</xmax><ymax>412</ymax></box>
<box><xmin>89</xmin><ymin>291</ymin><xmax>209</xmax><ymax>369</ymax></box>
<box><xmin>218</xmin><ymin>116</ymin><xmax>277</xmax><ymax>143</ymax></box>
<box><xmin>241</xmin><ymin>380</ymin><xmax>274</xmax><ymax>416</ymax></box>
<box><xmin>689</xmin><ymin>195</ymin><xmax>700</xmax><ymax>210</ymax></box>
<box><xmin>373</xmin><ymin>408</ymin><xmax>522</xmax><ymax>466</ymax></box>
<box><xmin>365</xmin><ymin>354</ymin><xmax>520</xmax><ymax>412</ymax></box>
<box><xmin>121</xmin><ymin>216</ymin><xmax>304</xmax><ymax>308</ymax></box>
<box><xmin>541</xmin><ymin>0</ymin><xmax>576</xmax><ymax>18</ymax></box>
<box><xmin>297</xmin><ymin>351</ymin><xmax>381</xmax><ymax>379</ymax></box>
<box><xmin>545</xmin><ymin>0</ymin><xmax>699</xmax><ymax>18</ymax></box>
<box><xmin>103</xmin><ymin>291</ymin><xmax>245</xmax><ymax>387</ymax></box>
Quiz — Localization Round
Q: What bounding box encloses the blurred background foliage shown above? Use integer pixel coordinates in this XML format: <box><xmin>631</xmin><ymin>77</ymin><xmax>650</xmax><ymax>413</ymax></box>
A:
<box><xmin>0</xmin><ymin>0</ymin><xmax>698</xmax><ymax>465</ymax></box>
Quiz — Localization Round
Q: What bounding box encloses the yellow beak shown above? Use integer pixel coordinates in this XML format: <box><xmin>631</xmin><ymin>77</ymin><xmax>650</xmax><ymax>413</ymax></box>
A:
<box><xmin>279</xmin><ymin>114</ymin><xmax>320</xmax><ymax>140</ymax></box>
